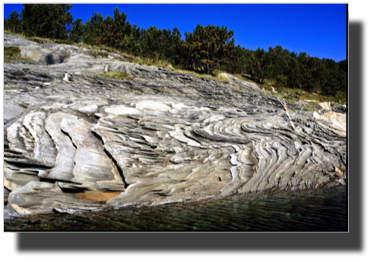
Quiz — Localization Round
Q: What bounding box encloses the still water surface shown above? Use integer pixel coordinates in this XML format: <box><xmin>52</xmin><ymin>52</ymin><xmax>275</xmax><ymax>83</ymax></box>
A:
<box><xmin>4</xmin><ymin>186</ymin><xmax>347</xmax><ymax>231</ymax></box>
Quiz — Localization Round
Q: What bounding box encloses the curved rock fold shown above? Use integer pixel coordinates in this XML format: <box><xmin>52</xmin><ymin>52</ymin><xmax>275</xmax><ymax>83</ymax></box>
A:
<box><xmin>4</xmin><ymin>33</ymin><xmax>347</xmax><ymax>215</ymax></box>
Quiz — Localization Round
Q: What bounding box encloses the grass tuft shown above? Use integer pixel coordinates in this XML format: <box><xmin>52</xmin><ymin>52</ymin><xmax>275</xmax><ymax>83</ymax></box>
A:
<box><xmin>96</xmin><ymin>71</ymin><xmax>134</xmax><ymax>81</ymax></box>
<box><xmin>88</xmin><ymin>52</ymin><xmax>108</xmax><ymax>59</ymax></box>
<box><xmin>4</xmin><ymin>46</ymin><xmax>34</xmax><ymax>63</ymax></box>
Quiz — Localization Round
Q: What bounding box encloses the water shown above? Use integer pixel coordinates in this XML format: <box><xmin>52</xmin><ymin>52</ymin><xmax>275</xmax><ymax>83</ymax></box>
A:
<box><xmin>4</xmin><ymin>186</ymin><xmax>347</xmax><ymax>231</ymax></box>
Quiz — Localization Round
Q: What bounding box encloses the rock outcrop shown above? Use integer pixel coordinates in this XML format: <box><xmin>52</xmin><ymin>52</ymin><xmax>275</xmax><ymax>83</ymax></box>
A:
<box><xmin>4</xmin><ymin>33</ymin><xmax>347</xmax><ymax>215</ymax></box>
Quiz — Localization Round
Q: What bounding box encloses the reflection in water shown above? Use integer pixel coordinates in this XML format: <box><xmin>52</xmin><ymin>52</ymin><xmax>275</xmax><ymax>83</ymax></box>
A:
<box><xmin>4</xmin><ymin>186</ymin><xmax>347</xmax><ymax>231</ymax></box>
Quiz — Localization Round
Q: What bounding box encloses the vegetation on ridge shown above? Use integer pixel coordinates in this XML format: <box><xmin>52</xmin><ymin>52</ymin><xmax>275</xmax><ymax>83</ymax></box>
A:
<box><xmin>4</xmin><ymin>4</ymin><xmax>347</xmax><ymax>105</ymax></box>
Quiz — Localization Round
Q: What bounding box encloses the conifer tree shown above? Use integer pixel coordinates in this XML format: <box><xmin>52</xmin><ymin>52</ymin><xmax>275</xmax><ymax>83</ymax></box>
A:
<box><xmin>49</xmin><ymin>4</ymin><xmax>73</xmax><ymax>39</ymax></box>
<box><xmin>297</xmin><ymin>52</ymin><xmax>310</xmax><ymax>91</ymax></box>
<box><xmin>286</xmin><ymin>52</ymin><xmax>300</xmax><ymax>89</ymax></box>
<box><xmin>83</xmin><ymin>12</ymin><xmax>104</xmax><ymax>45</ymax></box>
<box><xmin>122</xmin><ymin>23</ymin><xmax>142</xmax><ymax>55</ymax></box>
<box><xmin>183</xmin><ymin>24</ymin><xmax>234</xmax><ymax>74</ymax></box>
<box><xmin>69</xmin><ymin>18</ymin><xmax>85</xmax><ymax>43</ymax></box>
<box><xmin>228</xmin><ymin>45</ymin><xmax>246</xmax><ymax>75</ymax></box>
<box><xmin>249</xmin><ymin>48</ymin><xmax>266</xmax><ymax>83</ymax></box>
<box><xmin>4</xmin><ymin>17</ymin><xmax>8</xmax><ymax>31</ymax></box>
<box><xmin>19</xmin><ymin>4</ymin><xmax>34</xmax><ymax>36</ymax></box>
<box><xmin>275</xmin><ymin>75</ymin><xmax>287</xmax><ymax>92</ymax></box>
<box><xmin>168</xmin><ymin>27</ymin><xmax>183</xmax><ymax>64</ymax></box>
<box><xmin>20</xmin><ymin>4</ymin><xmax>73</xmax><ymax>39</ymax></box>
<box><xmin>112</xmin><ymin>7</ymin><xmax>127</xmax><ymax>49</ymax></box>
<box><xmin>6</xmin><ymin>10</ymin><xmax>21</xmax><ymax>33</ymax></box>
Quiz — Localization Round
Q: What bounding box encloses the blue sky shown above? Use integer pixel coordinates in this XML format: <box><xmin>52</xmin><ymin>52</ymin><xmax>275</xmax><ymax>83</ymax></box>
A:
<box><xmin>4</xmin><ymin>4</ymin><xmax>347</xmax><ymax>62</ymax></box>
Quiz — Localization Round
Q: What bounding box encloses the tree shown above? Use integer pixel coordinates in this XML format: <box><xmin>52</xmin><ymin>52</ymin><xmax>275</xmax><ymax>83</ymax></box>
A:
<box><xmin>167</xmin><ymin>27</ymin><xmax>183</xmax><ymax>64</ymax></box>
<box><xmin>83</xmin><ymin>12</ymin><xmax>104</xmax><ymax>45</ymax></box>
<box><xmin>49</xmin><ymin>4</ymin><xmax>73</xmax><ymax>39</ymax></box>
<box><xmin>183</xmin><ymin>24</ymin><xmax>235</xmax><ymax>74</ymax></box>
<box><xmin>248</xmin><ymin>48</ymin><xmax>267</xmax><ymax>84</ymax></box>
<box><xmin>275</xmin><ymin>75</ymin><xmax>287</xmax><ymax>92</ymax></box>
<box><xmin>286</xmin><ymin>53</ymin><xmax>301</xmax><ymax>89</ymax></box>
<box><xmin>19</xmin><ymin>4</ymin><xmax>34</xmax><ymax>36</ymax></box>
<box><xmin>20</xmin><ymin>4</ymin><xmax>73</xmax><ymax>39</ymax></box>
<box><xmin>297</xmin><ymin>52</ymin><xmax>310</xmax><ymax>91</ymax></box>
<box><xmin>321</xmin><ymin>59</ymin><xmax>341</xmax><ymax>95</ymax></box>
<box><xmin>111</xmin><ymin>7</ymin><xmax>128</xmax><ymax>49</ymax></box>
<box><xmin>69</xmin><ymin>18</ymin><xmax>85</xmax><ymax>43</ymax></box>
<box><xmin>338</xmin><ymin>59</ymin><xmax>347</xmax><ymax>74</ymax></box>
<box><xmin>227</xmin><ymin>45</ymin><xmax>246</xmax><ymax>75</ymax></box>
<box><xmin>122</xmin><ymin>23</ymin><xmax>142</xmax><ymax>55</ymax></box>
<box><xmin>306</xmin><ymin>57</ymin><xmax>320</xmax><ymax>93</ymax></box>
<box><xmin>6</xmin><ymin>10</ymin><xmax>21</xmax><ymax>33</ymax></box>
<box><xmin>338</xmin><ymin>59</ymin><xmax>347</xmax><ymax>92</ymax></box>
<box><xmin>4</xmin><ymin>17</ymin><xmax>8</xmax><ymax>31</ymax></box>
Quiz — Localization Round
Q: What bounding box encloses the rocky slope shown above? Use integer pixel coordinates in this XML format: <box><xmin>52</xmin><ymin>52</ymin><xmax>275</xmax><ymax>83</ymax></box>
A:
<box><xmin>3</xmin><ymin>33</ymin><xmax>347</xmax><ymax>215</ymax></box>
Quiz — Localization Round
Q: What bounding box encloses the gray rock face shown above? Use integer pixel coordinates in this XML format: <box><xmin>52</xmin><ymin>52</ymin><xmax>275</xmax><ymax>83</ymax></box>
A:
<box><xmin>20</xmin><ymin>45</ymin><xmax>66</xmax><ymax>64</ymax></box>
<box><xmin>4</xmin><ymin>33</ymin><xmax>347</xmax><ymax>215</ymax></box>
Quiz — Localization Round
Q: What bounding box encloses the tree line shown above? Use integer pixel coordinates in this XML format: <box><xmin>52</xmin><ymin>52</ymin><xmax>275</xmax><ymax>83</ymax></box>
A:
<box><xmin>5</xmin><ymin>4</ymin><xmax>347</xmax><ymax>96</ymax></box>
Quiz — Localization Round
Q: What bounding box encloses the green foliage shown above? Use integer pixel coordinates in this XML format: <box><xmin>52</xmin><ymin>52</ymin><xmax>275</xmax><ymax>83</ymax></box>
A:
<box><xmin>286</xmin><ymin>53</ymin><xmax>301</xmax><ymax>89</ymax></box>
<box><xmin>96</xmin><ymin>71</ymin><xmax>134</xmax><ymax>81</ymax></box>
<box><xmin>83</xmin><ymin>12</ymin><xmax>104</xmax><ymax>45</ymax></box>
<box><xmin>20</xmin><ymin>4</ymin><xmax>73</xmax><ymax>39</ymax></box>
<box><xmin>69</xmin><ymin>18</ymin><xmax>85</xmax><ymax>43</ymax></box>
<box><xmin>275</xmin><ymin>75</ymin><xmax>287</xmax><ymax>92</ymax></box>
<box><xmin>227</xmin><ymin>45</ymin><xmax>247</xmax><ymax>75</ymax></box>
<box><xmin>55</xmin><ymin>39</ymin><xmax>76</xmax><ymax>45</ymax></box>
<box><xmin>6</xmin><ymin>10</ymin><xmax>22</xmax><ymax>33</ymax></box>
<box><xmin>96</xmin><ymin>7</ymin><xmax>127</xmax><ymax>49</ymax></box>
<box><xmin>88</xmin><ymin>52</ymin><xmax>108</xmax><ymax>58</ymax></box>
<box><xmin>4</xmin><ymin>46</ymin><xmax>34</xmax><ymax>63</ymax></box>
<box><xmin>4</xmin><ymin>46</ymin><xmax>21</xmax><ymax>56</ymax></box>
<box><xmin>181</xmin><ymin>24</ymin><xmax>235</xmax><ymax>74</ymax></box>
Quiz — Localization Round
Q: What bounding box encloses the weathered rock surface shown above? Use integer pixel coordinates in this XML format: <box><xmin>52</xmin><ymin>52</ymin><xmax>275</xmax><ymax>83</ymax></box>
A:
<box><xmin>4</xmin><ymin>33</ymin><xmax>347</xmax><ymax>215</ymax></box>
<box><xmin>20</xmin><ymin>45</ymin><xmax>66</xmax><ymax>64</ymax></box>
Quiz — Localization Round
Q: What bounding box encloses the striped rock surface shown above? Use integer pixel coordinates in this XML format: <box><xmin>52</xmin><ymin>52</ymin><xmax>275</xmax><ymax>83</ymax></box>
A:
<box><xmin>4</xmin><ymin>33</ymin><xmax>347</xmax><ymax>215</ymax></box>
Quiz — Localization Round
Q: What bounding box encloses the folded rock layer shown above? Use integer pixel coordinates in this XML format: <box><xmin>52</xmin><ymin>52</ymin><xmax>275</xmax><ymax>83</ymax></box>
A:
<box><xmin>4</xmin><ymin>33</ymin><xmax>347</xmax><ymax>215</ymax></box>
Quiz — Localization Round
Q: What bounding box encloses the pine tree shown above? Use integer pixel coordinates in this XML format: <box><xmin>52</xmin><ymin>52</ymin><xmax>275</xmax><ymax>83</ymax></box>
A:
<box><xmin>6</xmin><ymin>10</ymin><xmax>21</xmax><ymax>33</ymax></box>
<box><xmin>122</xmin><ymin>23</ymin><xmax>142</xmax><ymax>55</ymax></box>
<box><xmin>20</xmin><ymin>4</ymin><xmax>34</xmax><ymax>37</ymax></box>
<box><xmin>83</xmin><ymin>12</ymin><xmax>103</xmax><ymax>45</ymax></box>
<box><xmin>112</xmin><ymin>7</ymin><xmax>127</xmax><ymax>49</ymax></box>
<box><xmin>4</xmin><ymin>17</ymin><xmax>8</xmax><ymax>31</ymax></box>
<box><xmin>247</xmin><ymin>48</ymin><xmax>267</xmax><ymax>84</ymax></box>
<box><xmin>228</xmin><ymin>45</ymin><xmax>246</xmax><ymax>75</ymax></box>
<box><xmin>297</xmin><ymin>52</ymin><xmax>310</xmax><ymax>91</ymax></box>
<box><xmin>183</xmin><ymin>24</ymin><xmax>234</xmax><ymax>74</ymax></box>
<box><xmin>49</xmin><ymin>4</ymin><xmax>73</xmax><ymax>39</ymax></box>
<box><xmin>287</xmin><ymin>52</ymin><xmax>301</xmax><ymax>89</ymax></box>
<box><xmin>20</xmin><ymin>4</ymin><xmax>73</xmax><ymax>39</ymax></box>
<box><xmin>69</xmin><ymin>18</ymin><xmax>85</xmax><ymax>43</ymax></box>
<box><xmin>275</xmin><ymin>75</ymin><xmax>287</xmax><ymax>92</ymax></box>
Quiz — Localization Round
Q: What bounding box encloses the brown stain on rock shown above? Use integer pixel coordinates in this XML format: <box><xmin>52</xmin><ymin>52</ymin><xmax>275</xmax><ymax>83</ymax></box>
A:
<box><xmin>72</xmin><ymin>191</ymin><xmax>122</xmax><ymax>203</ymax></box>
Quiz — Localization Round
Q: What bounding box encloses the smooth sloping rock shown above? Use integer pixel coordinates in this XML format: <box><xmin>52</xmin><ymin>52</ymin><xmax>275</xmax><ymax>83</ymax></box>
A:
<box><xmin>38</xmin><ymin>112</ymin><xmax>77</xmax><ymax>181</ymax></box>
<box><xmin>7</xmin><ymin>181</ymin><xmax>76</xmax><ymax>214</ymax></box>
<box><xmin>60</xmin><ymin>116</ymin><xmax>125</xmax><ymax>192</ymax></box>
<box><xmin>4</xmin><ymin>162</ymin><xmax>40</xmax><ymax>191</ymax></box>
<box><xmin>20</xmin><ymin>45</ymin><xmax>66</xmax><ymax>64</ymax></box>
<box><xmin>22</xmin><ymin>111</ymin><xmax>58</xmax><ymax>167</ymax></box>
